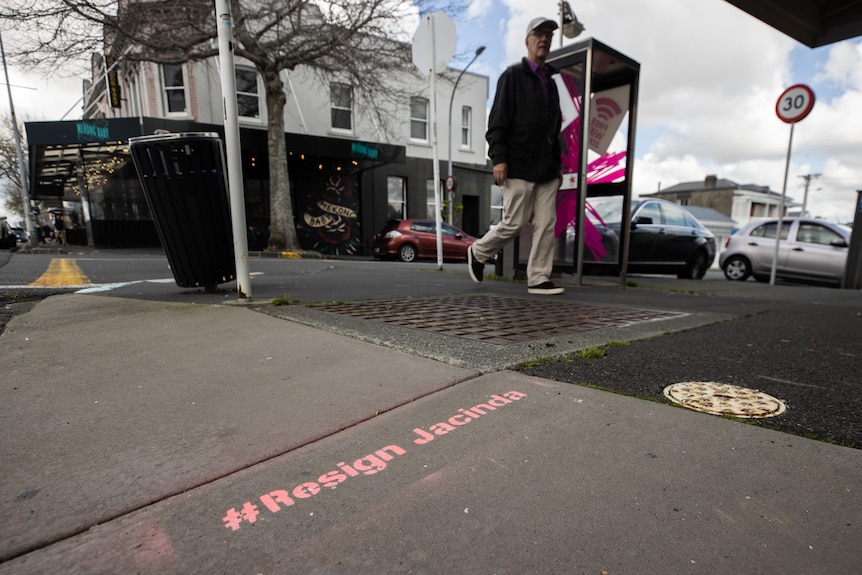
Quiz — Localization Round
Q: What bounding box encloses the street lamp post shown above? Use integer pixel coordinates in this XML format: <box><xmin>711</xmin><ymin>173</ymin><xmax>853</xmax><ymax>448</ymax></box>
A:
<box><xmin>446</xmin><ymin>46</ymin><xmax>484</xmax><ymax>225</ymax></box>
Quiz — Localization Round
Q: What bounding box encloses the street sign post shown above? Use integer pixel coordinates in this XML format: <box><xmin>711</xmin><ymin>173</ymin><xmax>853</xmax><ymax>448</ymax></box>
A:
<box><xmin>771</xmin><ymin>84</ymin><xmax>815</xmax><ymax>285</ymax></box>
<box><xmin>412</xmin><ymin>12</ymin><xmax>456</xmax><ymax>270</ymax></box>
<box><xmin>215</xmin><ymin>0</ymin><xmax>252</xmax><ymax>298</ymax></box>
<box><xmin>445</xmin><ymin>175</ymin><xmax>455</xmax><ymax>192</ymax></box>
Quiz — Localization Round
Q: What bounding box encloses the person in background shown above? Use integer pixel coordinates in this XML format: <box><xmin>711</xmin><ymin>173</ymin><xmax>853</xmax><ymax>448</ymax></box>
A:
<box><xmin>468</xmin><ymin>16</ymin><xmax>564</xmax><ymax>295</ymax></box>
<box><xmin>54</xmin><ymin>213</ymin><xmax>66</xmax><ymax>245</ymax></box>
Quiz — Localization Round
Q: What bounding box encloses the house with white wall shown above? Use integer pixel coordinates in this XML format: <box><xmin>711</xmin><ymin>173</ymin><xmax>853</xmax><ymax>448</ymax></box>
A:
<box><xmin>641</xmin><ymin>175</ymin><xmax>800</xmax><ymax>266</ymax></box>
<box><xmin>26</xmin><ymin>30</ymin><xmax>491</xmax><ymax>252</ymax></box>
<box><xmin>645</xmin><ymin>175</ymin><xmax>800</xmax><ymax>227</ymax></box>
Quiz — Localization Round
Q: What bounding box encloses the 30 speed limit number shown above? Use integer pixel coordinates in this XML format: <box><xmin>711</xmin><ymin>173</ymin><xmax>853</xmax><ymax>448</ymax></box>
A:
<box><xmin>775</xmin><ymin>84</ymin><xmax>815</xmax><ymax>124</ymax></box>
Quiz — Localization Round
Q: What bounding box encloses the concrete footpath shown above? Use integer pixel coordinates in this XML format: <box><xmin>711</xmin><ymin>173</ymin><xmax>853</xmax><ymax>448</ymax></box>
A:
<box><xmin>0</xmin><ymin>259</ymin><xmax>860</xmax><ymax>574</ymax></box>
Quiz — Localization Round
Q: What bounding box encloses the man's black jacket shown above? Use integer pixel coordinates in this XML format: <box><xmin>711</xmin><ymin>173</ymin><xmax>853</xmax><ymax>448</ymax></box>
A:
<box><xmin>486</xmin><ymin>57</ymin><xmax>562</xmax><ymax>184</ymax></box>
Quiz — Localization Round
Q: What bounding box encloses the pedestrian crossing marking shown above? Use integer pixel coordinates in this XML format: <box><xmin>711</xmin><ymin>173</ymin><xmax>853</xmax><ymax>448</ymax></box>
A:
<box><xmin>30</xmin><ymin>258</ymin><xmax>92</xmax><ymax>287</ymax></box>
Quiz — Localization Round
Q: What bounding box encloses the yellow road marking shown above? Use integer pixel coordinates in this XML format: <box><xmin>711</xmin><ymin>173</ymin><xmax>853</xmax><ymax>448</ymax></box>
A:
<box><xmin>30</xmin><ymin>258</ymin><xmax>92</xmax><ymax>287</ymax></box>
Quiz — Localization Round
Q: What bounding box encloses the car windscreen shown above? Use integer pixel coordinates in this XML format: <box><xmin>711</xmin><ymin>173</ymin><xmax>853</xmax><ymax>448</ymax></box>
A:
<box><xmin>378</xmin><ymin>220</ymin><xmax>400</xmax><ymax>234</ymax></box>
<box><xmin>586</xmin><ymin>196</ymin><xmax>626</xmax><ymax>225</ymax></box>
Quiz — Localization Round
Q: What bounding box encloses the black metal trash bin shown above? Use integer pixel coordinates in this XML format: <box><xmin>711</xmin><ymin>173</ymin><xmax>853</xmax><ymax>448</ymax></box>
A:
<box><xmin>129</xmin><ymin>132</ymin><xmax>236</xmax><ymax>292</ymax></box>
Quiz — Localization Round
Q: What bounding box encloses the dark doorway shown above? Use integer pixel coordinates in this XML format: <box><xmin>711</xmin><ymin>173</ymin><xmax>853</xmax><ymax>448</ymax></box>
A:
<box><xmin>462</xmin><ymin>195</ymin><xmax>480</xmax><ymax>237</ymax></box>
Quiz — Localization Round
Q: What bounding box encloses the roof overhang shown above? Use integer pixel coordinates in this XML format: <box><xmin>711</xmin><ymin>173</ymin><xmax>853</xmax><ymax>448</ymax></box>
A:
<box><xmin>724</xmin><ymin>0</ymin><xmax>862</xmax><ymax>48</ymax></box>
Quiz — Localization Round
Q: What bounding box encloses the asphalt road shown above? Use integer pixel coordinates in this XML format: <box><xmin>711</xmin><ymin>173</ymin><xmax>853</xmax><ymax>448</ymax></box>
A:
<box><xmin>516</xmin><ymin>303</ymin><xmax>862</xmax><ymax>449</ymax></box>
<box><xmin>2</xmin><ymin>247</ymin><xmax>860</xmax><ymax>451</ymax></box>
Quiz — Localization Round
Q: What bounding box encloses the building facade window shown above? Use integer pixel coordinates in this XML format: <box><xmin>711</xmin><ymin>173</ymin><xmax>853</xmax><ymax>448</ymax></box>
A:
<box><xmin>330</xmin><ymin>83</ymin><xmax>353</xmax><ymax>131</ymax></box>
<box><xmin>387</xmin><ymin>176</ymin><xmax>406</xmax><ymax>219</ymax></box>
<box><xmin>426</xmin><ymin>179</ymin><xmax>437</xmax><ymax>218</ymax></box>
<box><xmin>124</xmin><ymin>71</ymin><xmax>141</xmax><ymax>117</ymax></box>
<box><xmin>460</xmin><ymin>106</ymin><xmax>472</xmax><ymax>148</ymax></box>
<box><xmin>161</xmin><ymin>64</ymin><xmax>187</xmax><ymax>115</ymax></box>
<box><xmin>236</xmin><ymin>66</ymin><xmax>260</xmax><ymax>119</ymax></box>
<box><xmin>410</xmin><ymin>97</ymin><xmax>429</xmax><ymax>141</ymax></box>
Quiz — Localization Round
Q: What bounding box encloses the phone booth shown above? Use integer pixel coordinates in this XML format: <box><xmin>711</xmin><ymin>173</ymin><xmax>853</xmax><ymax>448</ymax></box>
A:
<box><xmin>513</xmin><ymin>38</ymin><xmax>640</xmax><ymax>286</ymax></box>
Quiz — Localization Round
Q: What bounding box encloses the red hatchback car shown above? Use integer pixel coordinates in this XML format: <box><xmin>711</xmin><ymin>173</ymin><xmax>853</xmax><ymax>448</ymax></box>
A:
<box><xmin>372</xmin><ymin>219</ymin><xmax>477</xmax><ymax>262</ymax></box>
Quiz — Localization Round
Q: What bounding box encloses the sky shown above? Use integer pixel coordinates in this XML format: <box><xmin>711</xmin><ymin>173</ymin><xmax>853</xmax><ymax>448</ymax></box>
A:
<box><xmin>2</xmin><ymin>0</ymin><xmax>862</xmax><ymax>224</ymax></box>
<box><xmin>451</xmin><ymin>0</ymin><xmax>862</xmax><ymax>223</ymax></box>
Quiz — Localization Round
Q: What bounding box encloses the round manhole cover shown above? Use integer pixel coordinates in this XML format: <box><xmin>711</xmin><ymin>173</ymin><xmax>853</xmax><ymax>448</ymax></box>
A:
<box><xmin>663</xmin><ymin>382</ymin><xmax>786</xmax><ymax>418</ymax></box>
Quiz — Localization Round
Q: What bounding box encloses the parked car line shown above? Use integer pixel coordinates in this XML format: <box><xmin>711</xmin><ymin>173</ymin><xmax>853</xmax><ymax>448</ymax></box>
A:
<box><xmin>372</xmin><ymin>219</ymin><xmax>477</xmax><ymax>263</ymax></box>
<box><xmin>570</xmin><ymin>197</ymin><xmax>717</xmax><ymax>279</ymax></box>
<box><xmin>719</xmin><ymin>217</ymin><xmax>850</xmax><ymax>286</ymax></box>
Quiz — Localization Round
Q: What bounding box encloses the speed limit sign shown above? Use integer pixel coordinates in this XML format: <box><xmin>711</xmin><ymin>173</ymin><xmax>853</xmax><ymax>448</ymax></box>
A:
<box><xmin>776</xmin><ymin>84</ymin><xmax>815</xmax><ymax>124</ymax></box>
<box><xmin>445</xmin><ymin>175</ymin><xmax>455</xmax><ymax>192</ymax></box>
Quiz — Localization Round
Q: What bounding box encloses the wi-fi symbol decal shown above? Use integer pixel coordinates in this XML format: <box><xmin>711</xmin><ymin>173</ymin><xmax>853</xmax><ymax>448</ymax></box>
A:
<box><xmin>594</xmin><ymin>97</ymin><xmax>622</xmax><ymax>121</ymax></box>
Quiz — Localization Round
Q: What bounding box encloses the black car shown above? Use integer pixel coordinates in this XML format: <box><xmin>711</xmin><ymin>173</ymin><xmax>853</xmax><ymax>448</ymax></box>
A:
<box><xmin>10</xmin><ymin>227</ymin><xmax>28</xmax><ymax>243</ymax></box>
<box><xmin>0</xmin><ymin>220</ymin><xmax>17</xmax><ymax>249</ymax></box>
<box><xmin>570</xmin><ymin>197</ymin><xmax>717</xmax><ymax>279</ymax></box>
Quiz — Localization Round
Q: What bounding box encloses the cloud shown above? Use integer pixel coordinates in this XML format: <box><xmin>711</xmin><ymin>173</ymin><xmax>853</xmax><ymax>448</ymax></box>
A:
<box><xmin>818</xmin><ymin>40</ymin><xmax>862</xmax><ymax>89</ymax></box>
<box><xmin>5</xmin><ymin>0</ymin><xmax>861</xmax><ymax>223</ymax></box>
<box><xmin>466</xmin><ymin>0</ymin><xmax>494</xmax><ymax>21</ymax></box>
<box><xmin>490</xmin><ymin>0</ymin><xmax>862</xmax><ymax>221</ymax></box>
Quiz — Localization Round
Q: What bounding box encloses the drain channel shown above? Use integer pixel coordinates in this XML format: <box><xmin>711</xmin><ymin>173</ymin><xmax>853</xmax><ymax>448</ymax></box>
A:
<box><xmin>311</xmin><ymin>295</ymin><xmax>685</xmax><ymax>345</ymax></box>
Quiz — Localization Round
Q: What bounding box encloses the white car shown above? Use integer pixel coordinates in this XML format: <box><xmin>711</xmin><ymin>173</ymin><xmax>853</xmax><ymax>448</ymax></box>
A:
<box><xmin>719</xmin><ymin>217</ymin><xmax>851</xmax><ymax>286</ymax></box>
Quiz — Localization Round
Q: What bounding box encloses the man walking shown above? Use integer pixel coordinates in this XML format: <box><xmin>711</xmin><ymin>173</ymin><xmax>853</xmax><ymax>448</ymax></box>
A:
<box><xmin>468</xmin><ymin>16</ymin><xmax>564</xmax><ymax>295</ymax></box>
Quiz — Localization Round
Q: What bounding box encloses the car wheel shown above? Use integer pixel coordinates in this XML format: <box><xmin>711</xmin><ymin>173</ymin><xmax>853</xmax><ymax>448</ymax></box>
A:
<box><xmin>398</xmin><ymin>244</ymin><xmax>418</xmax><ymax>262</ymax></box>
<box><xmin>678</xmin><ymin>250</ymin><xmax>707</xmax><ymax>280</ymax></box>
<box><xmin>722</xmin><ymin>256</ymin><xmax>751</xmax><ymax>281</ymax></box>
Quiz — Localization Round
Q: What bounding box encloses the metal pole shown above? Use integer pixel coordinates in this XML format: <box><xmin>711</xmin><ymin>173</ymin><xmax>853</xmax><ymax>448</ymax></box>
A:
<box><xmin>799</xmin><ymin>173</ymin><xmax>820</xmax><ymax>217</ymax></box>
<box><xmin>447</xmin><ymin>47</ymin><xmax>484</xmax><ymax>226</ymax></box>
<box><xmin>0</xmin><ymin>30</ymin><xmax>37</xmax><ymax>248</ymax></box>
<box><xmin>575</xmin><ymin>45</ymin><xmax>593</xmax><ymax>287</ymax></box>
<box><xmin>559</xmin><ymin>0</ymin><xmax>564</xmax><ymax>47</ymax></box>
<box><xmin>215</xmin><ymin>0</ymin><xmax>252</xmax><ymax>299</ymax></box>
<box><xmin>426</xmin><ymin>14</ymin><xmax>444</xmax><ymax>270</ymax></box>
<box><xmin>770</xmin><ymin>122</ymin><xmax>794</xmax><ymax>285</ymax></box>
<box><xmin>841</xmin><ymin>190</ymin><xmax>862</xmax><ymax>290</ymax></box>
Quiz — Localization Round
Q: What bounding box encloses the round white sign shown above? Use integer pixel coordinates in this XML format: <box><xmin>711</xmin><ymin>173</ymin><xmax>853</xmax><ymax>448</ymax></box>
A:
<box><xmin>411</xmin><ymin>11</ymin><xmax>456</xmax><ymax>74</ymax></box>
<box><xmin>775</xmin><ymin>84</ymin><xmax>815</xmax><ymax>124</ymax></box>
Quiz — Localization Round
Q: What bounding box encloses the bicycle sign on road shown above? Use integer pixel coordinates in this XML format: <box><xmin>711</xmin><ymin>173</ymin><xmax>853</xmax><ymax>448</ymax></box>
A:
<box><xmin>775</xmin><ymin>84</ymin><xmax>815</xmax><ymax>124</ymax></box>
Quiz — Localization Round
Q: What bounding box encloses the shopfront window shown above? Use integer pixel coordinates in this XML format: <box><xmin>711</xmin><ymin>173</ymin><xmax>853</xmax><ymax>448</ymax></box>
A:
<box><xmin>490</xmin><ymin>185</ymin><xmax>503</xmax><ymax>225</ymax></box>
<box><xmin>387</xmin><ymin>176</ymin><xmax>406</xmax><ymax>219</ymax></box>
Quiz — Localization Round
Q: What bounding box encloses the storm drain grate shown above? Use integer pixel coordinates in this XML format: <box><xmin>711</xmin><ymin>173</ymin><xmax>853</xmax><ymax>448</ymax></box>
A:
<box><xmin>663</xmin><ymin>381</ymin><xmax>787</xmax><ymax>418</ymax></box>
<box><xmin>310</xmin><ymin>295</ymin><xmax>685</xmax><ymax>344</ymax></box>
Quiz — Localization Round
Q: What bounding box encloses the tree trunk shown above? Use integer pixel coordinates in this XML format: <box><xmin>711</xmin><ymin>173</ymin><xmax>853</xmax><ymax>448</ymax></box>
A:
<box><xmin>263</xmin><ymin>70</ymin><xmax>299</xmax><ymax>252</ymax></box>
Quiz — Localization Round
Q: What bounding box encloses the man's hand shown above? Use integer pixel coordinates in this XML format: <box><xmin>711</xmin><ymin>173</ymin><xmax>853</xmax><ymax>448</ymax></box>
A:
<box><xmin>493</xmin><ymin>163</ymin><xmax>508</xmax><ymax>186</ymax></box>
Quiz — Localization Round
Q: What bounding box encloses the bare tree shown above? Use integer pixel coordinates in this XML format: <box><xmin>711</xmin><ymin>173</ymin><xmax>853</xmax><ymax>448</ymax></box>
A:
<box><xmin>0</xmin><ymin>0</ymin><xmax>462</xmax><ymax>251</ymax></box>
<box><xmin>0</xmin><ymin>114</ymin><xmax>25</xmax><ymax>220</ymax></box>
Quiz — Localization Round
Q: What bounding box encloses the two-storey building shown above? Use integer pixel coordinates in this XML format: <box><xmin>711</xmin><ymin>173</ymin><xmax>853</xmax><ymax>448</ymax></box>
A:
<box><xmin>25</xmin><ymin>26</ymin><xmax>491</xmax><ymax>253</ymax></box>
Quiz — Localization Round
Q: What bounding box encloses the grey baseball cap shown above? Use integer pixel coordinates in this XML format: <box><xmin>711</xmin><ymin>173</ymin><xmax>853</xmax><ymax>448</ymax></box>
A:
<box><xmin>526</xmin><ymin>17</ymin><xmax>559</xmax><ymax>38</ymax></box>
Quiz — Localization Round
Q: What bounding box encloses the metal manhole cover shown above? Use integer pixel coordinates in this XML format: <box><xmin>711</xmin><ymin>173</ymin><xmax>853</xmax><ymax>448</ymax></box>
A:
<box><xmin>663</xmin><ymin>381</ymin><xmax>787</xmax><ymax>418</ymax></box>
<box><xmin>311</xmin><ymin>295</ymin><xmax>685</xmax><ymax>345</ymax></box>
